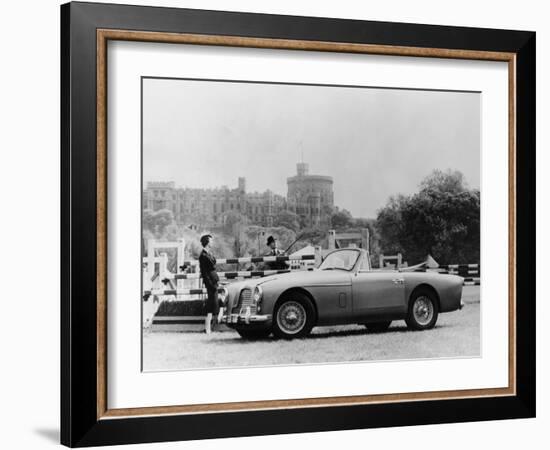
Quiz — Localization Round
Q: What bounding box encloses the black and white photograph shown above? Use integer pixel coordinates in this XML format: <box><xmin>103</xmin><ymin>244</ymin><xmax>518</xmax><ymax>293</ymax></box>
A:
<box><xmin>141</xmin><ymin>77</ymin><xmax>481</xmax><ymax>371</ymax></box>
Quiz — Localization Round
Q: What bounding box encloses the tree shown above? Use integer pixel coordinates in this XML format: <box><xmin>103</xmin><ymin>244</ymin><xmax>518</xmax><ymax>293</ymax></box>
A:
<box><xmin>354</xmin><ymin>217</ymin><xmax>382</xmax><ymax>264</ymax></box>
<box><xmin>375</xmin><ymin>171</ymin><xmax>480</xmax><ymax>264</ymax></box>
<box><xmin>419</xmin><ymin>169</ymin><xmax>467</xmax><ymax>195</ymax></box>
<box><xmin>142</xmin><ymin>209</ymin><xmax>176</xmax><ymax>239</ymax></box>
<box><xmin>331</xmin><ymin>208</ymin><xmax>354</xmax><ymax>230</ymax></box>
<box><xmin>375</xmin><ymin>195</ymin><xmax>407</xmax><ymax>255</ymax></box>
<box><xmin>273</xmin><ymin>210</ymin><xmax>300</xmax><ymax>232</ymax></box>
<box><xmin>223</xmin><ymin>211</ymin><xmax>246</xmax><ymax>234</ymax></box>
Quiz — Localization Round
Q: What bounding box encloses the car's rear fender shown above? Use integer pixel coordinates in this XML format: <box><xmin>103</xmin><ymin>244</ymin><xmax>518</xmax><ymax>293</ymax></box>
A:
<box><xmin>407</xmin><ymin>283</ymin><xmax>441</xmax><ymax>312</ymax></box>
<box><xmin>404</xmin><ymin>273</ymin><xmax>463</xmax><ymax>312</ymax></box>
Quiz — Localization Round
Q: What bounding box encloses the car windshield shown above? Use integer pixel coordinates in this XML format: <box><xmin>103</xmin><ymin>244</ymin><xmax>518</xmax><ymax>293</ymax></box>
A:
<box><xmin>319</xmin><ymin>250</ymin><xmax>359</xmax><ymax>271</ymax></box>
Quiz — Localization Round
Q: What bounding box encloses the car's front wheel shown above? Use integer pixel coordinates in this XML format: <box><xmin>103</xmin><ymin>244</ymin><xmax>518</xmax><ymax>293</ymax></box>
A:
<box><xmin>405</xmin><ymin>288</ymin><xmax>439</xmax><ymax>330</ymax></box>
<box><xmin>236</xmin><ymin>328</ymin><xmax>272</xmax><ymax>340</ymax></box>
<box><xmin>272</xmin><ymin>292</ymin><xmax>315</xmax><ymax>339</ymax></box>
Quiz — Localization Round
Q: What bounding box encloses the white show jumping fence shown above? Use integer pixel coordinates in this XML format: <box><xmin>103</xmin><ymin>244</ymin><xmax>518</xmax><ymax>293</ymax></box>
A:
<box><xmin>178</xmin><ymin>254</ymin><xmax>315</xmax><ymax>267</ymax></box>
<box><xmin>379</xmin><ymin>252</ymin><xmax>480</xmax><ymax>286</ymax></box>
<box><xmin>431</xmin><ymin>264</ymin><xmax>480</xmax><ymax>285</ymax></box>
<box><xmin>142</xmin><ymin>239</ymin><xmax>317</xmax><ymax>328</ymax></box>
<box><xmin>142</xmin><ymin>238</ymin><xmax>191</xmax><ymax>328</ymax></box>
<box><xmin>142</xmin><ymin>255</ymin><xmax>316</xmax><ymax>299</ymax></box>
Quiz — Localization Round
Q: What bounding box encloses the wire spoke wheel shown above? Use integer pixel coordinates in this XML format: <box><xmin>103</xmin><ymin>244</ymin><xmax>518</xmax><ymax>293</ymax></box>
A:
<box><xmin>276</xmin><ymin>301</ymin><xmax>307</xmax><ymax>335</ymax></box>
<box><xmin>273</xmin><ymin>292</ymin><xmax>315</xmax><ymax>339</ymax></box>
<box><xmin>406</xmin><ymin>289</ymin><xmax>439</xmax><ymax>331</ymax></box>
<box><xmin>413</xmin><ymin>296</ymin><xmax>434</xmax><ymax>326</ymax></box>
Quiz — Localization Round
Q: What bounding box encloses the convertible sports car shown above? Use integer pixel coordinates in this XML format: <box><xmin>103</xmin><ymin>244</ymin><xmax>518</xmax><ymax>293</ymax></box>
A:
<box><xmin>220</xmin><ymin>248</ymin><xmax>464</xmax><ymax>340</ymax></box>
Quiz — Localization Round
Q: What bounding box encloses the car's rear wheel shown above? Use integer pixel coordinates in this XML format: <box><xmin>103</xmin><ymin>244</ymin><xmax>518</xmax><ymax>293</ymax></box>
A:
<box><xmin>364</xmin><ymin>321</ymin><xmax>392</xmax><ymax>332</ymax></box>
<box><xmin>406</xmin><ymin>288</ymin><xmax>439</xmax><ymax>330</ymax></box>
<box><xmin>273</xmin><ymin>292</ymin><xmax>315</xmax><ymax>339</ymax></box>
<box><xmin>236</xmin><ymin>329</ymin><xmax>271</xmax><ymax>340</ymax></box>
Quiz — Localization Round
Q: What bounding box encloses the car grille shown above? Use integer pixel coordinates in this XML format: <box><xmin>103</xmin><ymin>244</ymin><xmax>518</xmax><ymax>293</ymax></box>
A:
<box><xmin>233</xmin><ymin>288</ymin><xmax>257</xmax><ymax>315</ymax></box>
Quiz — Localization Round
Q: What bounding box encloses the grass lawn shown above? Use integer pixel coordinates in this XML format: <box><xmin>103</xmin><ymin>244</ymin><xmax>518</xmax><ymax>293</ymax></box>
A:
<box><xmin>142</xmin><ymin>286</ymin><xmax>480</xmax><ymax>371</ymax></box>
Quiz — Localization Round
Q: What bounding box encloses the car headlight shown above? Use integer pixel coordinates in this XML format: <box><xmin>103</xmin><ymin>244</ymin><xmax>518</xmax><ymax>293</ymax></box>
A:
<box><xmin>218</xmin><ymin>287</ymin><xmax>229</xmax><ymax>305</ymax></box>
<box><xmin>253</xmin><ymin>285</ymin><xmax>263</xmax><ymax>304</ymax></box>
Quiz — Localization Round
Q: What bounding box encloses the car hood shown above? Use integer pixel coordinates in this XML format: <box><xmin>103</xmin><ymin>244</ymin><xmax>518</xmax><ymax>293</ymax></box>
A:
<box><xmin>226</xmin><ymin>269</ymin><xmax>351</xmax><ymax>292</ymax></box>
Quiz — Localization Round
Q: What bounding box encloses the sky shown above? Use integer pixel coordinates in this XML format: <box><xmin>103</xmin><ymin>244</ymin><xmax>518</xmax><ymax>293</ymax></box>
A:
<box><xmin>143</xmin><ymin>78</ymin><xmax>480</xmax><ymax>218</ymax></box>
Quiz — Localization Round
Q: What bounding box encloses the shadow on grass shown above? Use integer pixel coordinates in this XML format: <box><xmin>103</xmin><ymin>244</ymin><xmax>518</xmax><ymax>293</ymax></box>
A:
<box><xmin>308</xmin><ymin>324</ymin><xmax>435</xmax><ymax>340</ymax></box>
<box><xmin>205</xmin><ymin>322</ymin><xmax>452</xmax><ymax>344</ymax></box>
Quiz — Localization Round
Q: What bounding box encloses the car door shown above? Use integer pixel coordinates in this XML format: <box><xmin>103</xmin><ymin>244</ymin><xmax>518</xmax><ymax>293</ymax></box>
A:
<box><xmin>304</xmin><ymin>270</ymin><xmax>354</xmax><ymax>325</ymax></box>
<box><xmin>351</xmin><ymin>270</ymin><xmax>406</xmax><ymax>316</ymax></box>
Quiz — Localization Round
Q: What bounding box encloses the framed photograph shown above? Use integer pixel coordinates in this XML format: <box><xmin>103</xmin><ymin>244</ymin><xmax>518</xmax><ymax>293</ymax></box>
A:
<box><xmin>61</xmin><ymin>1</ymin><xmax>535</xmax><ymax>447</ymax></box>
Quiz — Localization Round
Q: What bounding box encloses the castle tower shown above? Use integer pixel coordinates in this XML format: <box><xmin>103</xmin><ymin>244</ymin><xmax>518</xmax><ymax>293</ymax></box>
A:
<box><xmin>296</xmin><ymin>162</ymin><xmax>309</xmax><ymax>177</ymax></box>
<box><xmin>310</xmin><ymin>191</ymin><xmax>321</xmax><ymax>227</ymax></box>
<box><xmin>145</xmin><ymin>181</ymin><xmax>176</xmax><ymax>211</ymax></box>
<box><xmin>265</xmin><ymin>190</ymin><xmax>274</xmax><ymax>227</ymax></box>
<box><xmin>237</xmin><ymin>177</ymin><xmax>247</xmax><ymax>214</ymax></box>
<box><xmin>287</xmin><ymin>161</ymin><xmax>334</xmax><ymax>227</ymax></box>
<box><xmin>238</xmin><ymin>177</ymin><xmax>246</xmax><ymax>193</ymax></box>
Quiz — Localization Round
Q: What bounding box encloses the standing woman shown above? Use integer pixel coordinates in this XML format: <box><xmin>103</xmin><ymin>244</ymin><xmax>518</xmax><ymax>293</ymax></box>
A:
<box><xmin>199</xmin><ymin>234</ymin><xmax>220</xmax><ymax>334</ymax></box>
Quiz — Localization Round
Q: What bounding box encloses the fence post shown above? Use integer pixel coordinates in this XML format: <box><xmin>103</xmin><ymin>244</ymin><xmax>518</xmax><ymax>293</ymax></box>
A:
<box><xmin>177</xmin><ymin>238</ymin><xmax>185</xmax><ymax>272</ymax></box>
<box><xmin>176</xmin><ymin>239</ymin><xmax>185</xmax><ymax>300</ymax></box>
<box><xmin>361</xmin><ymin>228</ymin><xmax>370</xmax><ymax>252</ymax></box>
<box><xmin>147</xmin><ymin>239</ymin><xmax>155</xmax><ymax>282</ymax></box>
<box><xmin>328</xmin><ymin>230</ymin><xmax>336</xmax><ymax>250</ymax></box>
<box><xmin>160</xmin><ymin>252</ymin><xmax>168</xmax><ymax>284</ymax></box>
<box><xmin>314</xmin><ymin>246</ymin><xmax>322</xmax><ymax>267</ymax></box>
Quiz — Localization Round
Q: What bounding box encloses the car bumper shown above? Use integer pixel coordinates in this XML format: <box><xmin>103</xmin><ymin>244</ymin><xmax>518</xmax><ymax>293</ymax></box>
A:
<box><xmin>223</xmin><ymin>310</ymin><xmax>272</xmax><ymax>325</ymax></box>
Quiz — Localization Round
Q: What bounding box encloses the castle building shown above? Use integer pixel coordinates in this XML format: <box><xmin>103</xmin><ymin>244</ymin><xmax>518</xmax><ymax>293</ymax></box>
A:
<box><xmin>287</xmin><ymin>162</ymin><xmax>334</xmax><ymax>227</ymax></box>
<box><xmin>143</xmin><ymin>177</ymin><xmax>286</xmax><ymax>228</ymax></box>
<box><xmin>144</xmin><ymin>161</ymin><xmax>334</xmax><ymax>229</ymax></box>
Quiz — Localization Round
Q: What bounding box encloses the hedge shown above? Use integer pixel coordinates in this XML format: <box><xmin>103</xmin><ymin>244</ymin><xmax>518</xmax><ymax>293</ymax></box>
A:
<box><xmin>155</xmin><ymin>300</ymin><xmax>206</xmax><ymax>316</ymax></box>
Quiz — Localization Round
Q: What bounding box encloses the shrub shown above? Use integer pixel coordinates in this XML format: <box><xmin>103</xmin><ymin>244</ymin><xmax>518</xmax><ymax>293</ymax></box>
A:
<box><xmin>155</xmin><ymin>300</ymin><xmax>206</xmax><ymax>316</ymax></box>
